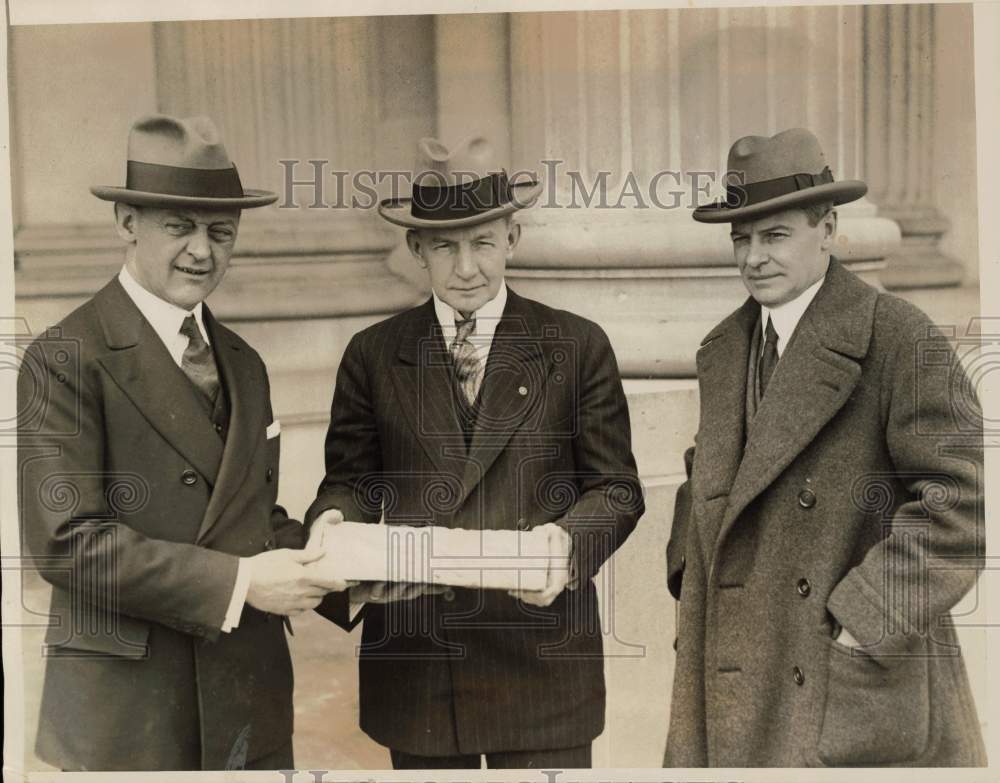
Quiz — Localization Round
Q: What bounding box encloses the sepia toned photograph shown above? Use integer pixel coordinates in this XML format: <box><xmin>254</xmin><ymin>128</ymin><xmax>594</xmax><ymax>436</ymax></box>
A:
<box><xmin>2</xmin><ymin>0</ymin><xmax>996</xmax><ymax>777</ymax></box>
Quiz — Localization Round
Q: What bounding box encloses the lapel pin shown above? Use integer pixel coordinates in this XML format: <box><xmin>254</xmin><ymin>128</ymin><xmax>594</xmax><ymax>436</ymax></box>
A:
<box><xmin>518</xmin><ymin>385</ymin><xmax>528</xmax><ymax>396</ymax></box>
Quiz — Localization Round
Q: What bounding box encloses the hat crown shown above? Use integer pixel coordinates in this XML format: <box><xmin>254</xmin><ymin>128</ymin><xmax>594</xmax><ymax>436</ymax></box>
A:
<box><xmin>126</xmin><ymin>114</ymin><xmax>233</xmax><ymax>171</ymax></box>
<box><xmin>414</xmin><ymin>136</ymin><xmax>503</xmax><ymax>186</ymax></box>
<box><xmin>725</xmin><ymin>128</ymin><xmax>828</xmax><ymax>187</ymax></box>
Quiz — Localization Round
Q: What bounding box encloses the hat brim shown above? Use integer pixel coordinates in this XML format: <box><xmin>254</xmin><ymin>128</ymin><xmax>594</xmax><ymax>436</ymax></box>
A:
<box><xmin>378</xmin><ymin>180</ymin><xmax>543</xmax><ymax>229</ymax></box>
<box><xmin>692</xmin><ymin>180</ymin><xmax>868</xmax><ymax>223</ymax></box>
<box><xmin>90</xmin><ymin>185</ymin><xmax>278</xmax><ymax>209</ymax></box>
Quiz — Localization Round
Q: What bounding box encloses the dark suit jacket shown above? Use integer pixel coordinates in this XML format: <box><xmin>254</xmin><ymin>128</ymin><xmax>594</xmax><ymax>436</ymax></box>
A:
<box><xmin>18</xmin><ymin>278</ymin><xmax>301</xmax><ymax>770</ymax></box>
<box><xmin>306</xmin><ymin>287</ymin><xmax>644</xmax><ymax>756</ymax></box>
<box><xmin>664</xmin><ymin>260</ymin><xmax>986</xmax><ymax>766</ymax></box>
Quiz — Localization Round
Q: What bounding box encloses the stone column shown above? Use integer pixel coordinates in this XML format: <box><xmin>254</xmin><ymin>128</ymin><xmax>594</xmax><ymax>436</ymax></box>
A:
<box><xmin>863</xmin><ymin>4</ymin><xmax>964</xmax><ymax>289</ymax></box>
<box><xmin>504</xmin><ymin>8</ymin><xmax>898</xmax><ymax>380</ymax></box>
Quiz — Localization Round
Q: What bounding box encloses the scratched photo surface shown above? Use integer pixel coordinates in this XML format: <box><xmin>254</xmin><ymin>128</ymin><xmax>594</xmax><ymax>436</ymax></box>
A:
<box><xmin>5</xmin><ymin>2</ymin><xmax>990</xmax><ymax>775</ymax></box>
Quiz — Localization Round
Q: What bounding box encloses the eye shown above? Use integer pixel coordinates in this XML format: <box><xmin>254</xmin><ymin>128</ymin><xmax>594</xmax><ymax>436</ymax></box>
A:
<box><xmin>210</xmin><ymin>229</ymin><xmax>235</xmax><ymax>242</ymax></box>
<box><xmin>765</xmin><ymin>232</ymin><xmax>788</xmax><ymax>242</ymax></box>
<box><xmin>165</xmin><ymin>222</ymin><xmax>192</xmax><ymax>235</ymax></box>
<box><xmin>475</xmin><ymin>240</ymin><xmax>495</xmax><ymax>248</ymax></box>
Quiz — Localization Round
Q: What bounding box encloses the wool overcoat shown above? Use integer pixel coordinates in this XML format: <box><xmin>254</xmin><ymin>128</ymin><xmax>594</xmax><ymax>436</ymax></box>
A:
<box><xmin>306</xmin><ymin>287</ymin><xmax>644</xmax><ymax>757</ymax></box>
<box><xmin>18</xmin><ymin>278</ymin><xmax>302</xmax><ymax>770</ymax></box>
<box><xmin>664</xmin><ymin>260</ymin><xmax>986</xmax><ymax>767</ymax></box>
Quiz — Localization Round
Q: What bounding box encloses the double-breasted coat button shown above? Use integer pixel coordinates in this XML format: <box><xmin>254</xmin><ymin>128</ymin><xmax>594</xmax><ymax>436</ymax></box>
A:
<box><xmin>266</xmin><ymin>467</ymin><xmax>274</xmax><ymax>482</ymax></box>
<box><xmin>214</xmin><ymin>422</ymin><xmax>223</xmax><ymax>434</ymax></box>
<box><xmin>443</xmin><ymin>588</ymin><xmax>455</xmax><ymax>602</ymax></box>
<box><xmin>796</xmin><ymin>578</ymin><xmax>812</xmax><ymax>597</ymax></box>
<box><xmin>798</xmin><ymin>489</ymin><xmax>817</xmax><ymax>509</ymax></box>
<box><xmin>792</xmin><ymin>666</ymin><xmax>805</xmax><ymax>686</ymax></box>
<box><xmin>517</xmin><ymin>518</ymin><xmax>529</xmax><ymax>531</ymax></box>
<box><xmin>181</xmin><ymin>469</ymin><xmax>198</xmax><ymax>486</ymax></box>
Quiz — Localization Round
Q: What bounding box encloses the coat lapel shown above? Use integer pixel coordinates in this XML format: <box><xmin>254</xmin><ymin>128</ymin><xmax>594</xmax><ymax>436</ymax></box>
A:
<box><xmin>196</xmin><ymin>308</ymin><xmax>266</xmax><ymax>543</ymax></box>
<box><xmin>391</xmin><ymin>299</ymin><xmax>471</xmax><ymax>480</ymax></box>
<box><xmin>94</xmin><ymin>279</ymin><xmax>225</xmax><ymax>485</ymax></box>
<box><xmin>716</xmin><ymin>260</ymin><xmax>878</xmax><ymax>547</ymax></box>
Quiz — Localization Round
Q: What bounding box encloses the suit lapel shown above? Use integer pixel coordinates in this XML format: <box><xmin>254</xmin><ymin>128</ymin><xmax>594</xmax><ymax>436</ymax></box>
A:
<box><xmin>196</xmin><ymin>309</ymin><xmax>265</xmax><ymax>543</ymax></box>
<box><xmin>95</xmin><ymin>279</ymin><xmax>224</xmax><ymax>485</ymax></box>
<box><xmin>715</xmin><ymin>260</ymin><xmax>878</xmax><ymax>547</ymax></box>
<box><xmin>463</xmin><ymin>293</ymin><xmax>548</xmax><ymax>502</ymax></box>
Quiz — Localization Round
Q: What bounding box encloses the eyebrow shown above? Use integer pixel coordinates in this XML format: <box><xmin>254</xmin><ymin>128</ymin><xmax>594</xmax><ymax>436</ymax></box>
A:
<box><xmin>162</xmin><ymin>213</ymin><xmax>236</xmax><ymax>228</ymax></box>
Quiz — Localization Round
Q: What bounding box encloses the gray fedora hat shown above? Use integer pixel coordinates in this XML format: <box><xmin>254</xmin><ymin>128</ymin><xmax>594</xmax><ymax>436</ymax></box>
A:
<box><xmin>91</xmin><ymin>114</ymin><xmax>277</xmax><ymax>209</ymax></box>
<box><xmin>378</xmin><ymin>137</ymin><xmax>542</xmax><ymax>229</ymax></box>
<box><xmin>693</xmin><ymin>128</ymin><xmax>867</xmax><ymax>223</ymax></box>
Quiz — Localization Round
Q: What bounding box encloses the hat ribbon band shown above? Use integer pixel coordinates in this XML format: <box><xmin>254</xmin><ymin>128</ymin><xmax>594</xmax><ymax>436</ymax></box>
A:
<box><xmin>410</xmin><ymin>171</ymin><xmax>512</xmax><ymax>221</ymax></box>
<box><xmin>126</xmin><ymin>160</ymin><xmax>244</xmax><ymax>199</ymax></box>
<box><xmin>725</xmin><ymin>166</ymin><xmax>834</xmax><ymax>208</ymax></box>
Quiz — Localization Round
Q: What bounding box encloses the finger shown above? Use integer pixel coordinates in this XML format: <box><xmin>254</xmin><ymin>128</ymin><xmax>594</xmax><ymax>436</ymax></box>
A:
<box><xmin>369</xmin><ymin>581</ymin><xmax>387</xmax><ymax>602</ymax></box>
<box><xmin>293</xmin><ymin>546</ymin><xmax>326</xmax><ymax>564</ymax></box>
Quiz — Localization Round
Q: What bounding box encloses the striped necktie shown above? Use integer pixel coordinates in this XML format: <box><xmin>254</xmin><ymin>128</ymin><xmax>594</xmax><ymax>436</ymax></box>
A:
<box><xmin>758</xmin><ymin>316</ymin><xmax>779</xmax><ymax>397</ymax></box>
<box><xmin>450</xmin><ymin>315</ymin><xmax>483</xmax><ymax>406</ymax></box>
<box><xmin>179</xmin><ymin>314</ymin><xmax>220</xmax><ymax>405</ymax></box>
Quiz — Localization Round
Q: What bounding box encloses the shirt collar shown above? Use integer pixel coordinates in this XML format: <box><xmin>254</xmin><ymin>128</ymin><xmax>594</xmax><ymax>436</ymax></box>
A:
<box><xmin>432</xmin><ymin>281</ymin><xmax>508</xmax><ymax>340</ymax></box>
<box><xmin>761</xmin><ymin>274</ymin><xmax>825</xmax><ymax>352</ymax></box>
<box><xmin>118</xmin><ymin>264</ymin><xmax>209</xmax><ymax>345</ymax></box>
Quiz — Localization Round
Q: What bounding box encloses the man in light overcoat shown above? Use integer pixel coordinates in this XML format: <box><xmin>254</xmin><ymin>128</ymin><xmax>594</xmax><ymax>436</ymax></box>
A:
<box><xmin>664</xmin><ymin>128</ymin><xmax>986</xmax><ymax>766</ymax></box>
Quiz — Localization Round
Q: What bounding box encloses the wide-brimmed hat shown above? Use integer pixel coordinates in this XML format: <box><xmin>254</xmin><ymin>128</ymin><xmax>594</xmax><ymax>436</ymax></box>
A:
<box><xmin>693</xmin><ymin>128</ymin><xmax>867</xmax><ymax>223</ymax></box>
<box><xmin>91</xmin><ymin>114</ymin><xmax>277</xmax><ymax>209</ymax></box>
<box><xmin>378</xmin><ymin>137</ymin><xmax>542</xmax><ymax>229</ymax></box>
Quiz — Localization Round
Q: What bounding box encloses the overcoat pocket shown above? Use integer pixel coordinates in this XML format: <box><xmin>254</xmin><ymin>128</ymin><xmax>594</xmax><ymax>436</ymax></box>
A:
<box><xmin>817</xmin><ymin>639</ymin><xmax>930</xmax><ymax>765</ymax></box>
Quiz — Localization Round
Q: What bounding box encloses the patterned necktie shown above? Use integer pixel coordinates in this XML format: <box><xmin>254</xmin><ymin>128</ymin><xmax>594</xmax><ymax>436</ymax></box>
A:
<box><xmin>758</xmin><ymin>316</ymin><xmax>779</xmax><ymax>397</ymax></box>
<box><xmin>450</xmin><ymin>315</ymin><xmax>483</xmax><ymax>406</ymax></box>
<box><xmin>179</xmin><ymin>314</ymin><xmax>220</xmax><ymax>405</ymax></box>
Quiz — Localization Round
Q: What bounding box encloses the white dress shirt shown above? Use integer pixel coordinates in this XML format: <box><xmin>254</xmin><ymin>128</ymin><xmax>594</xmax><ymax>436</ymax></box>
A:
<box><xmin>761</xmin><ymin>275</ymin><xmax>825</xmax><ymax>358</ymax></box>
<box><xmin>118</xmin><ymin>266</ymin><xmax>250</xmax><ymax>633</ymax></box>
<box><xmin>432</xmin><ymin>280</ymin><xmax>508</xmax><ymax>363</ymax></box>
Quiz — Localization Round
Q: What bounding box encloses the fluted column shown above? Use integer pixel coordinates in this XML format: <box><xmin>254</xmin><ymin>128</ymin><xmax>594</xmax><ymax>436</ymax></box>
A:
<box><xmin>863</xmin><ymin>4</ymin><xmax>963</xmax><ymax>289</ymax></box>
<box><xmin>504</xmin><ymin>8</ymin><xmax>897</xmax><ymax>378</ymax></box>
<box><xmin>147</xmin><ymin>17</ymin><xmax>430</xmax><ymax>322</ymax></box>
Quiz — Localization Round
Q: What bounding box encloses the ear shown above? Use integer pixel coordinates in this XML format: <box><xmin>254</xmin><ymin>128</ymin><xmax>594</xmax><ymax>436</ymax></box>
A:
<box><xmin>819</xmin><ymin>209</ymin><xmax>838</xmax><ymax>252</ymax></box>
<box><xmin>405</xmin><ymin>229</ymin><xmax>427</xmax><ymax>267</ymax></box>
<box><xmin>113</xmin><ymin>203</ymin><xmax>140</xmax><ymax>244</ymax></box>
<box><xmin>506</xmin><ymin>219</ymin><xmax>522</xmax><ymax>256</ymax></box>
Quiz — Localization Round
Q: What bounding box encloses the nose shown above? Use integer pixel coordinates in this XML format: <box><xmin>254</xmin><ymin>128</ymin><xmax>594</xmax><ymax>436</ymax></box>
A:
<box><xmin>186</xmin><ymin>226</ymin><xmax>211</xmax><ymax>262</ymax></box>
<box><xmin>745</xmin><ymin>238</ymin><xmax>768</xmax><ymax>270</ymax></box>
<box><xmin>453</xmin><ymin>243</ymin><xmax>477</xmax><ymax>280</ymax></box>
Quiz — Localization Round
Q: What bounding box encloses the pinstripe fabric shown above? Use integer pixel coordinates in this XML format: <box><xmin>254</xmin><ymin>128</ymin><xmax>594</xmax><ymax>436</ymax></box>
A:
<box><xmin>307</xmin><ymin>288</ymin><xmax>644</xmax><ymax>756</ymax></box>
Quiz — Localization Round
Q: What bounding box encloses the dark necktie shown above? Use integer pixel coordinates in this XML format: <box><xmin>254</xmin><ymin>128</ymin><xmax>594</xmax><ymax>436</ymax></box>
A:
<box><xmin>450</xmin><ymin>315</ymin><xmax>483</xmax><ymax>406</ymax></box>
<box><xmin>758</xmin><ymin>316</ymin><xmax>779</xmax><ymax>397</ymax></box>
<box><xmin>180</xmin><ymin>314</ymin><xmax>220</xmax><ymax>405</ymax></box>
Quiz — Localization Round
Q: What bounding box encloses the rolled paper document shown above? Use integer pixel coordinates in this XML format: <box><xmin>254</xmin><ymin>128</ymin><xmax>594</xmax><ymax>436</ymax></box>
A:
<box><xmin>320</xmin><ymin>521</ymin><xmax>554</xmax><ymax>591</ymax></box>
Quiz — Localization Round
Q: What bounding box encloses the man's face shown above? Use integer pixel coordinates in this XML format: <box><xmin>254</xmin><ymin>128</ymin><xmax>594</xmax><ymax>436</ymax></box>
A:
<box><xmin>730</xmin><ymin>207</ymin><xmax>835</xmax><ymax>307</ymax></box>
<box><xmin>116</xmin><ymin>204</ymin><xmax>240</xmax><ymax>310</ymax></box>
<box><xmin>406</xmin><ymin>217</ymin><xmax>520</xmax><ymax>316</ymax></box>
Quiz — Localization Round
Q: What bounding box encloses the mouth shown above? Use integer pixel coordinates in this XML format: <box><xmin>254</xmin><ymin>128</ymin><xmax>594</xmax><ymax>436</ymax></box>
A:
<box><xmin>452</xmin><ymin>285</ymin><xmax>485</xmax><ymax>294</ymax></box>
<box><xmin>175</xmin><ymin>265</ymin><xmax>212</xmax><ymax>278</ymax></box>
<box><xmin>747</xmin><ymin>273</ymin><xmax>781</xmax><ymax>282</ymax></box>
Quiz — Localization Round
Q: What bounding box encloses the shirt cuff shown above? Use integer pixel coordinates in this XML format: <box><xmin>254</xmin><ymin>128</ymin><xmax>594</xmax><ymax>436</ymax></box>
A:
<box><xmin>221</xmin><ymin>557</ymin><xmax>253</xmax><ymax>632</ymax></box>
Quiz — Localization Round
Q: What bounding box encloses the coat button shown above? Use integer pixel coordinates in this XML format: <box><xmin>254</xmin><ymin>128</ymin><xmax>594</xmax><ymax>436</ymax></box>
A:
<box><xmin>214</xmin><ymin>422</ymin><xmax>223</xmax><ymax>434</ymax></box>
<box><xmin>181</xmin><ymin>469</ymin><xmax>198</xmax><ymax>486</ymax></box>
<box><xmin>798</xmin><ymin>489</ymin><xmax>817</xmax><ymax>509</ymax></box>
<box><xmin>266</xmin><ymin>467</ymin><xmax>274</xmax><ymax>482</ymax></box>
<box><xmin>796</xmin><ymin>578</ymin><xmax>811</xmax><ymax>597</ymax></box>
<box><xmin>792</xmin><ymin>666</ymin><xmax>805</xmax><ymax>686</ymax></box>
<box><xmin>443</xmin><ymin>588</ymin><xmax>455</xmax><ymax>602</ymax></box>
<box><xmin>517</xmin><ymin>518</ymin><xmax>529</xmax><ymax>531</ymax></box>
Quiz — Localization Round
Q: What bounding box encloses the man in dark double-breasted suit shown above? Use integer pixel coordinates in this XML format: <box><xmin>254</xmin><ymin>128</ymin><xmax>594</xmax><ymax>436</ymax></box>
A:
<box><xmin>306</xmin><ymin>137</ymin><xmax>645</xmax><ymax>769</ymax></box>
<box><xmin>664</xmin><ymin>129</ymin><xmax>986</xmax><ymax>766</ymax></box>
<box><xmin>18</xmin><ymin>115</ymin><xmax>349</xmax><ymax>771</ymax></box>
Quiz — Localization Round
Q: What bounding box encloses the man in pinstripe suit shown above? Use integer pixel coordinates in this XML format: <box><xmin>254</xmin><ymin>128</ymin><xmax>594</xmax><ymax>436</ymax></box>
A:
<box><xmin>305</xmin><ymin>137</ymin><xmax>644</xmax><ymax>769</ymax></box>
